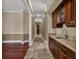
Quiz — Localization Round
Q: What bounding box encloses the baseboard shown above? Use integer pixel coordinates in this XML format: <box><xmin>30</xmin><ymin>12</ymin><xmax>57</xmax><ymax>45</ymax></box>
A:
<box><xmin>2</xmin><ymin>40</ymin><xmax>29</xmax><ymax>44</ymax></box>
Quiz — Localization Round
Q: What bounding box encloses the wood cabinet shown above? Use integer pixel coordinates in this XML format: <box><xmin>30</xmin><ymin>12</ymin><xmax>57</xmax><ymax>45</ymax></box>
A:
<box><xmin>52</xmin><ymin>0</ymin><xmax>76</xmax><ymax>27</ymax></box>
<box><xmin>49</xmin><ymin>36</ymin><xmax>75</xmax><ymax>59</ymax></box>
<box><xmin>64</xmin><ymin>0</ymin><xmax>76</xmax><ymax>27</ymax></box>
<box><xmin>49</xmin><ymin>37</ymin><xmax>55</xmax><ymax>56</ymax></box>
<box><xmin>52</xmin><ymin>1</ymin><xmax>64</xmax><ymax>28</ymax></box>
<box><xmin>65</xmin><ymin>54</ymin><xmax>74</xmax><ymax>59</ymax></box>
<box><xmin>55</xmin><ymin>45</ymin><xmax>65</xmax><ymax>59</ymax></box>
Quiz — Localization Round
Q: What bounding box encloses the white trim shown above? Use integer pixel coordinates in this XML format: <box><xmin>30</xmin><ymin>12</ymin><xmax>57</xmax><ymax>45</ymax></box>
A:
<box><xmin>28</xmin><ymin>0</ymin><xmax>33</xmax><ymax>11</ymax></box>
<box><xmin>2</xmin><ymin>33</ymin><xmax>29</xmax><ymax>35</ymax></box>
<box><xmin>2</xmin><ymin>9</ymin><xmax>24</xmax><ymax>13</ymax></box>
<box><xmin>2</xmin><ymin>40</ymin><xmax>29</xmax><ymax>44</ymax></box>
<box><xmin>24</xmin><ymin>40</ymin><xmax>29</xmax><ymax>43</ymax></box>
<box><xmin>23</xmin><ymin>0</ymin><xmax>32</xmax><ymax>13</ymax></box>
<box><xmin>29</xmin><ymin>11</ymin><xmax>32</xmax><ymax>46</ymax></box>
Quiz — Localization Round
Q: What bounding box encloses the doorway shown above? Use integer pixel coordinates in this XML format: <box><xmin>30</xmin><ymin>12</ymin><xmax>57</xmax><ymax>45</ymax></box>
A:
<box><xmin>37</xmin><ymin>24</ymin><xmax>40</xmax><ymax>34</ymax></box>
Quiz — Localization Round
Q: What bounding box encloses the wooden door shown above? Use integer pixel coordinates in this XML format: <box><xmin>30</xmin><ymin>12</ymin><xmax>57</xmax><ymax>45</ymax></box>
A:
<box><xmin>37</xmin><ymin>24</ymin><xmax>40</xmax><ymax>34</ymax></box>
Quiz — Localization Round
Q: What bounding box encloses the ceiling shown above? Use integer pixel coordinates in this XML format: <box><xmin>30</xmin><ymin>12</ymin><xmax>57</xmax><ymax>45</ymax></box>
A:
<box><xmin>3</xmin><ymin>0</ymin><xmax>54</xmax><ymax>12</ymax></box>
<box><xmin>2</xmin><ymin>0</ymin><xmax>62</xmax><ymax>16</ymax></box>
<box><xmin>31</xmin><ymin>0</ymin><xmax>54</xmax><ymax>12</ymax></box>
<box><xmin>2</xmin><ymin>0</ymin><xmax>26</xmax><ymax>11</ymax></box>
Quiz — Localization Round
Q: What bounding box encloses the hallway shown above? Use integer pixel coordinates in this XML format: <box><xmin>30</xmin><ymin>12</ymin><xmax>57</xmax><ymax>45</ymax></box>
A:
<box><xmin>2</xmin><ymin>0</ymin><xmax>76</xmax><ymax>59</ymax></box>
<box><xmin>24</xmin><ymin>34</ymin><xmax>54</xmax><ymax>59</ymax></box>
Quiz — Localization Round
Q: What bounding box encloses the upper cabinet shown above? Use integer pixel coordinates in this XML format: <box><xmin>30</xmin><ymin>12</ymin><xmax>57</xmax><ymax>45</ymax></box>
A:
<box><xmin>64</xmin><ymin>0</ymin><xmax>76</xmax><ymax>27</ymax></box>
<box><xmin>52</xmin><ymin>0</ymin><xmax>76</xmax><ymax>28</ymax></box>
<box><xmin>52</xmin><ymin>1</ymin><xmax>64</xmax><ymax>28</ymax></box>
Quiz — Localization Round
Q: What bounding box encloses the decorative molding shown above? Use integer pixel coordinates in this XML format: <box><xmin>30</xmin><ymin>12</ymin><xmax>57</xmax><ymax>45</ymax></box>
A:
<box><xmin>2</xmin><ymin>9</ymin><xmax>24</xmax><ymax>13</ymax></box>
<box><xmin>27</xmin><ymin>0</ymin><xmax>33</xmax><ymax>11</ymax></box>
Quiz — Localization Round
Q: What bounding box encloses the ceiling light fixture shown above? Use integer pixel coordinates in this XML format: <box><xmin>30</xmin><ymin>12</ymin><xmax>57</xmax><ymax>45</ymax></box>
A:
<box><xmin>37</xmin><ymin>14</ymin><xmax>40</xmax><ymax>17</ymax></box>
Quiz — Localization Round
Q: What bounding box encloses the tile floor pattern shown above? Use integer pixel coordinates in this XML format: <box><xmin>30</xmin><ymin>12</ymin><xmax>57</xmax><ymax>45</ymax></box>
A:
<box><xmin>24</xmin><ymin>34</ymin><xmax>54</xmax><ymax>59</ymax></box>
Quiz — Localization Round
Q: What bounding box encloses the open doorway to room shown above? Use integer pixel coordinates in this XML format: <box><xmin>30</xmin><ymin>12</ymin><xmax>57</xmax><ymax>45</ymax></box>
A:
<box><xmin>36</xmin><ymin>24</ymin><xmax>40</xmax><ymax>34</ymax></box>
<box><xmin>35</xmin><ymin>18</ymin><xmax>43</xmax><ymax>35</ymax></box>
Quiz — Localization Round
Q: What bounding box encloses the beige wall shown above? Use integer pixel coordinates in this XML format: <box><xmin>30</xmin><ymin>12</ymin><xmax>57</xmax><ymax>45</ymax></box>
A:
<box><xmin>23</xmin><ymin>10</ymin><xmax>29</xmax><ymax>40</ymax></box>
<box><xmin>40</xmin><ymin>13</ymin><xmax>48</xmax><ymax>41</ymax></box>
<box><xmin>47</xmin><ymin>13</ymin><xmax>53</xmax><ymax>33</ymax></box>
<box><xmin>39</xmin><ymin>18</ymin><xmax>44</xmax><ymax>34</ymax></box>
<box><xmin>32</xmin><ymin>17</ymin><xmax>35</xmax><ymax>39</ymax></box>
<box><xmin>2</xmin><ymin>12</ymin><xmax>24</xmax><ymax>34</ymax></box>
<box><xmin>23</xmin><ymin>10</ymin><xmax>29</xmax><ymax>34</ymax></box>
<box><xmin>2</xmin><ymin>10</ymin><xmax>29</xmax><ymax>40</ymax></box>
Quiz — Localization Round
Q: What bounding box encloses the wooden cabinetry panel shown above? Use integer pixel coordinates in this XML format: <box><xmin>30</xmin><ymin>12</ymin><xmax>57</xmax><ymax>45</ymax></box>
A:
<box><xmin>52</xmin><ymin>0</ymin><xmax>76</xmax><ymax>27</ymax></box>
<box><xmin>52</xmin><ymin>12</ymin><xmax>57</xmax><ymax>28</ymax></box>
<box><xmin>58</xmin><ymin>48</ymin><xmax>65</xmax><ymax>59</ymax></box>
<box><xmin>49</xmin><ymin>37</ymin><xmax>55</xmax><ymax>56</ymax></box>
<box><xmin>65</xmin><ymin>54</ymin><xmax>74</xmax><ymax>59</ymax></box>
<box><xmin>54</xmin><ymin>43</ymin><xmax>65</xmax><ymax>59</ymax></box>
<box><xmin>64</xmin><ymin>0</ymin><xmax>76</xmax><ymax>27</ymax></box>
<box><xmin>49</xmin><ymin>36</ymin><xmax>75</xmax><ymax>59</ymax></box>
<box><xmin>54</xmin><ymin>45</ymin><xmax>59</xmax><ymax>59</ymax></box>
<box><xmin>52</xmin><ymin>1</ymin><xmax>64</xmax><ymax>28</ymax></box>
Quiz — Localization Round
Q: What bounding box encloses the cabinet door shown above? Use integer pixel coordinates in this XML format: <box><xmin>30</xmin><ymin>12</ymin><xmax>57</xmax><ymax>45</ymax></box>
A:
<box><xmin>51</xmin><ymin>42</ymin><xmax>55</xmax><ymax>57</ymax></box>
<box><xmin>71</xmin><ymin>0</ymin><xmax>76</xmax><ymax>26</ymax></box>
<box><xmin>73</xmin><ymin>0</ymin><xmax>76</xmax><ymax>25</ymax></box>
<box><xmin>65</xmin><ymin>54</ymin><xmax>74</xmax><ymax>59</ymax></box>
<box><xmin>49</xmin><ymin>37</ymin><xmax>52</xmax><ymax>51</ymax></box>
<box><xmin>55</xmin><ymin>45</ymin><xmax>65</xmax><ymax>59</ymax></box>
<box><xmin>64</xmin><ymin>0</ymin><xmax>71</xmax><ymax>25</ymax></box>
<box><xmin>54</xmin><ymin>45</ymin><xmax>59</xmax><ymax>59</ymax></box>
<box><xmin>49</xmin><ymin>37</ymin><xmax>55</xmax><ymax>57</ymax></box>
<box><xmin>58</xmin><ymin>47</ymin><xmax>65</xmax><ymax>59</ymax></box>
<box><xmin>64</xmin><ymin>0</ymin><xmax>76</xmax><ymax>27</ymax></box>
<box><xmin>52</xmin><ymin>11</ymin><xmax>57</xmax><ymax>28</ymax></box>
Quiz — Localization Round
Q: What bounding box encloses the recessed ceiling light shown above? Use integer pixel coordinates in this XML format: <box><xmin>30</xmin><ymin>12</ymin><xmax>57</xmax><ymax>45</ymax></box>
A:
<box><xmin>37</xmin><ymin>14</ymin><xmax>40</xmax><ymax>16</ymax></box>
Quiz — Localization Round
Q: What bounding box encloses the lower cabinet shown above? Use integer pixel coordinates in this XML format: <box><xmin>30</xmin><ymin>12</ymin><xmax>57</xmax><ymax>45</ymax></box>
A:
<box><xmin>49</xmin><ymin>36</ymin><xmax>75</xmax><ymax>59</ymax></box>
<box><xmin>49</xmin><ymin>37</ymin><xmax>55</xmax><ymax>56</ymax></box>
<box><xmin>54</xmin><ymin>45</ymin><xmax>65</xmax><ymax>59</ymax></box>
<box><xmin>65</xmin><ymin>54</ymin><xmax>73</xmax><ymax>59</ymax></box>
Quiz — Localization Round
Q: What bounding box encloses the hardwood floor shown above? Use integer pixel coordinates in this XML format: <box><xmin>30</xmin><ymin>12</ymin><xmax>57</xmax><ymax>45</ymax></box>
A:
<box><xmin>2</xmin><ymin>42</ymin><xmax>29</xmax><ymax>59</ymax></box>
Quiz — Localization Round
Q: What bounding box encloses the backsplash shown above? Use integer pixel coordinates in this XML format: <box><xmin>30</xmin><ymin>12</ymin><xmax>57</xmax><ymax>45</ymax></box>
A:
<box><xmin>56</xmin><ymin>28</ymin><xmax>75</xmax><ymax>35</ymax></box>
<box><xmin>66</xmin><ymin>28</ymin><xmax>76</xmax><ymax>37</ymax></box>
<box><xmin>55</xmin><ymin>27</ymin><xmax>76</xmax><ymax>40</ymax></box>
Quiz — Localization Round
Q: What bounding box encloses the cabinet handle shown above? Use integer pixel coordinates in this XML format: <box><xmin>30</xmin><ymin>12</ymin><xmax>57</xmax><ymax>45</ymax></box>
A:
<box><xmin>64</xmin><ymin>55</ymin><xmax>65</xmax><ymax>57</ymax></box>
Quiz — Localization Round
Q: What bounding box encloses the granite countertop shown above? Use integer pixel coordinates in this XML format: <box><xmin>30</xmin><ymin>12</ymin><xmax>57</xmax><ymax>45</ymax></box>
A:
<box><xmin>49</xmin><ymin>34</ymin><xmax>76</xmax><ymax>52</ymax></box>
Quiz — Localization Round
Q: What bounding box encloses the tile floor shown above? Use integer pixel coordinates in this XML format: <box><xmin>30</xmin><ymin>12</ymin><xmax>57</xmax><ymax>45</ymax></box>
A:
<box><xmin>24</xmin><ymin>34</ymin><xmax>54</xmax><ymax>59</ymax></box>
